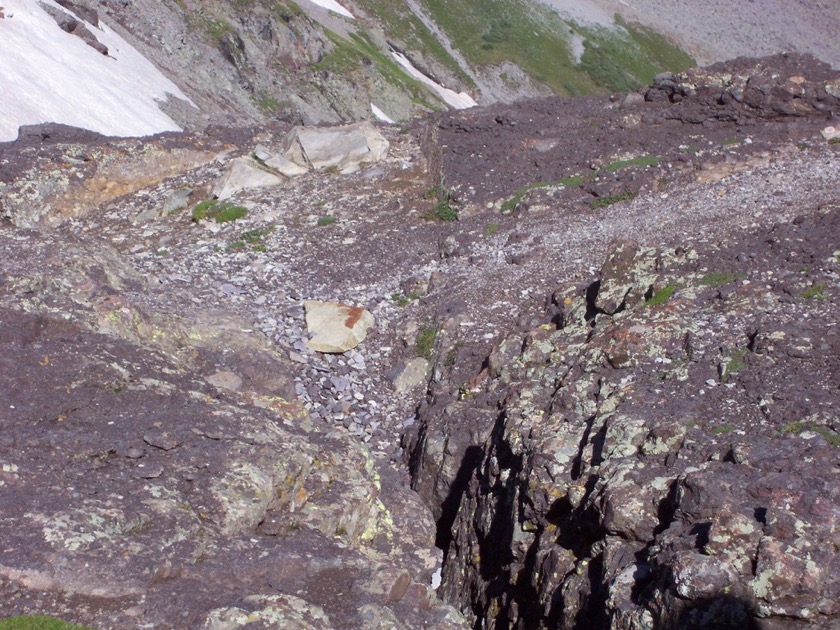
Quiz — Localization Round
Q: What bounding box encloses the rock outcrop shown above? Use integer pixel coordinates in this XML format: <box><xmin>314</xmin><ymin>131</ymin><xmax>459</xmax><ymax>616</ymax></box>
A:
<box><xmin>407</xmin><ymin>208</ymin><xmax>840</xmax><ymax>629</ymax></box>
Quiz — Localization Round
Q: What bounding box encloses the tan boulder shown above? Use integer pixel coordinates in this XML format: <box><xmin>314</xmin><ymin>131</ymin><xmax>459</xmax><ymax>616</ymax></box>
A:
<box><xmin>304</xmin><ymin>300</ymin><xmax>375</xmax><ymax>353</ymax></box>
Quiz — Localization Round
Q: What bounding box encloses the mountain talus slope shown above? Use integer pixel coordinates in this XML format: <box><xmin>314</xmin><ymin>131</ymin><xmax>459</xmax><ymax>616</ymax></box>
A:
<box><xmin>1</xmin><ymin>51</ymin><xmax>839</xmax><ymax>628</ymax></box>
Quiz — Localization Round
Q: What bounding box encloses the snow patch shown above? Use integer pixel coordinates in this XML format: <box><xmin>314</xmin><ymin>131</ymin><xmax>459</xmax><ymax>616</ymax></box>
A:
<box><xmin>371</xmin><ymin>103</ymin><xmax>395</xmax><ymax>124</ymax></box>
<box><xmin>390</xmin><ymin>51</ymin><xmax>477</xmax><ymax>110</ymax></box>
<box><xmin>0</xmin><ymin>0</ymin><xmax>195</xmax><ymax>142</ymax></box>
<box><xmin>304</xmin><ymin>0</ymin><xmax>354</xmax><ymax>19</ymax></box>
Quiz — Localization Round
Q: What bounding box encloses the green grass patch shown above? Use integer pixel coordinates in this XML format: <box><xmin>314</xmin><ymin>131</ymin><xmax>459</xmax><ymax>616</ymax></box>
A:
<box><xmin>722</xmin><ymin>137</ymin><xmax>743</xmax><ymax>146</ymax></box>
<box><xmin>699</xmin><ymin>272</ymin><xmax>742</xmax><ymax>287</ymax></box>
<box><xmin>423</xmin><ymin>202</ymin><xmax>458</xmax><ymax>222</ymax></box>
<box><xmin>203</xmin><ymin>16</ymin><xmax>235</xmax><ymax>43</ymax></box>
<box><xmin>226</xmin><ymin>240</ymin><xmax>246</xmax><ymax>251</ymax></box>
<box><xmin>501</xmin><ymin>179</ymin><xmax>578</xmax><ymax>213</ymax></box>
<box><xmin>710</xmin><ymin>424</ymin><xmax>735</xmax><ymax>435</ymax></box>
<box><xmin>721</xmin><ymin>349</ymin><xmax>748</xmax><ymax>382</ymax></box>
<box><xmin>800</xmin><ymin>284</ymin><xmax>826</xmax><ymax>300</ymax></box>
<box><xmin>829</xmin><ymin>137</ymin><xmax>840</xmax><ymax>145</ymax></box>
<box><xmin>417</xmin><ymin>0</ymin><xmax>596</xmax><ymax>96</ymax></box>
<box><xmin>352</xmin><ymin>0</ymin><xmax>475</xmax><ymax>89</ymax></box>
<box><xmin>646</xmin><ymin>282</ymin><xmax>680</xmax><ymax>306</ymax></box>
<box><xmin>317</xmin><ymin>216</ymin><xmax>337</xmax><ymax>227</ymax></box>
<box><xmin>256</xmin><ymin>93</ymin><xmax>282</xmax><ymax>113</ymax></box>
<box><xmin>0</xmin><ymin>617</ymin><xmax>93</xmax><ymax>630</ymax></box>
<box><xmin>423</xmin><ymin>186</ymin><xmax>447</xmax><ymax>201</ymax></box>
<box><xmin>575</xmin><ymin>17</ymin><xmax>694</xmax><ymax>92</ymax></box>
<box><xmin>781</xmin><ymin>421</ymin><xmax>840</xmax><ymax>446</ymax></box>
<box><xmin>313</xmin><ymin>30</ymin><xmax>440</xmax><ymax>110</ymax></box>
<box><xmin>559</xmin><ymin>175</ymin><xmax>584</xmax><ymax>187</ymax></box>
<box><xmin>191</xmin><ymin>200</ymin><xmax>248</xmax><ymax>224</ymax></box>
<box><xmin>416</xmin><ymin>325</ymin><xmax>437</xmax><ymax>360</ymax></box>
<box><xmin>241</xmin><ymin>226</ymin><xmax>274</xmax><ymax>243</ymax></box>
<box><xmin>215</xmin><ymin>205</ymin><xmax>247</xmax><ymax>223</ymax></box>
<box><xmin>603</xmin><ymin>154</ymin><xmax>661</xmax><ymax>172</ymax></box>
<box><xmin>589</xmin><ymin>191</ymin><xmax>636</xmax><ymax>209</ymax></box>
<box><xmin>501</xmin><ymin>182</ymin><xmax>546</xmax><ymax>213</ymax></box>
<box><xmin>391</xmin><ymin>292</ymin><xmax>420</xmax><ymax>307</ymax></box>
<box><xmin>485</xmin><ymin>223</ymin><xmax>500</xmax><ymax>236</ymax></box>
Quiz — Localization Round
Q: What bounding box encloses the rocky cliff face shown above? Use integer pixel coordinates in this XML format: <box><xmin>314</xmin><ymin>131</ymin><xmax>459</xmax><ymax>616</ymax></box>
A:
<box><xmin>0</xmin><ymin>52</ymin><xmax>838</xmax><ymax>629</ymax></box>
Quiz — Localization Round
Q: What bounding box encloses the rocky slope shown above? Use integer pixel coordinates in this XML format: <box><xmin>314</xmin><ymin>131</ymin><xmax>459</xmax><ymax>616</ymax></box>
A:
<box><xmin>0</xmin><ymin>53</ymin><xmax>838</xmax><ymax>628</ymax></box>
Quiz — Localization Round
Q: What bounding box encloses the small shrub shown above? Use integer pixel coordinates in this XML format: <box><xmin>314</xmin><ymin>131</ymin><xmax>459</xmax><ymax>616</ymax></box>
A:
<box><xmin>829</xmin><ymin>137</ymin><xmax>840</xmax><ymax>145</ymax></box>
<box><xmin>317</xmin><ymin>216</ymin><xmax>337</xmax><ymax>227</ymax></box>
<box><xmin>391</xmin><ymin>292</ymin><xmax>419</xmax><ymax>307</ymax></box>
<box><xmin>646</xmin><ymin>283</ymin><xmax>680</xmax><ymax>306</ymax></box>
<box><xmin>485</xmin><ymin>223</ymin><xmax>500</xmax><ymax>236</ymax></box>
<box><xmin>590</xmin><ymin>191</ymin><xmax>636</xmax><ymax>209</ymax></box>
<box><xmin>424</xmin><ymin>203</ymin><xmax>457</xmax><ymax>222</ymax></box>
<box><xmin>191</xmin><ymin>200</ymin><xmax>248</xmax><ymax>223</ymax></box>
<box><xmin>191</xmin><ymin>199</ymin><xmax>218</xmax><ymax>222</ymax></box>
<box><xmin>226</xmin><ymin>240</ymin><xmax>246</xmax><ymax>251</ymax></box>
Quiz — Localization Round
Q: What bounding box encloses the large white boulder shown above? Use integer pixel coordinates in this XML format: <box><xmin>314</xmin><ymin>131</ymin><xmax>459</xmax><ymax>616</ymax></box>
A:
<box><xmin>281</xmin><ymin>122</ymin><xmax>390</xmax><ymax>173</ymax></box>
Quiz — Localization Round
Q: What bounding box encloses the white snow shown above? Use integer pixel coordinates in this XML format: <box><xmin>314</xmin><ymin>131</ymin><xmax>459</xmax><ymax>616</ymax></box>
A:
<box><xmin>304</xmin><ymin>0</ymin><xmax>354</xmax><ymax>19</ymax></box>
<box><xmin>370</xmin><ymin>103</ymin><xmax>395</xmax><ymax>124</ymax></box>
<box><xmin>0</xmin><ymin>0</ymin><xmax>195</xmax><ymax>142</ymax></box>
<box><xmin>390</xmin><ymin>50</ymin><xmax>477</xmax><ymax>110</ymax></box>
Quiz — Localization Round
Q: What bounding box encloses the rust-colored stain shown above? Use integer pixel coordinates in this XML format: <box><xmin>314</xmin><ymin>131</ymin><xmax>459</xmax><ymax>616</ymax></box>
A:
<box><xmin>343</xmin><ymin>305</ymin><xmax>365</xmax><ymax>329</ymax></box>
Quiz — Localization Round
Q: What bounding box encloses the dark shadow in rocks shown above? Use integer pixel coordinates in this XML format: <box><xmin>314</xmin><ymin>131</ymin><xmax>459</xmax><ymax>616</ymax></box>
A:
<box><xmin>434</xmin><ymin>444</ymin><xmax>484</xmax><ymax>553</ymax></box>
<box><xmin>584</xmin><ymin>280</ymin><xmax>602</xmax><ymax>321</ymax></box>
<box><xmin>653</xmin><ymin>479</ymin><xmax>680</xmax><ymax>537</ymax></box>
<box><xmin>590</xmin><ymin>421</ymin><xmax>609</xmax><ymax>467</ymax></box>
<box><xmin>545</xmin><ymin>474</ymin><xmax>604</xmax><ymax>559</ymax></box>
<box><xmin>691</xmin><ymin>522</ymin><xmax>712</xmax><ymax>550</ymax></box>
<box><xmin>571</xmin><ymin>413</ymin><xmax>597</xmax><ymax>480</ymax></box>
<box><xmin>573</xmin><ymin>550</ymin><xmax>609</xmax><ymax>630</ymax></box>
<box><xmin>666</xmin><ymin>594</ymin><xmax>760</xmax><ymax>629</ymax></box>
